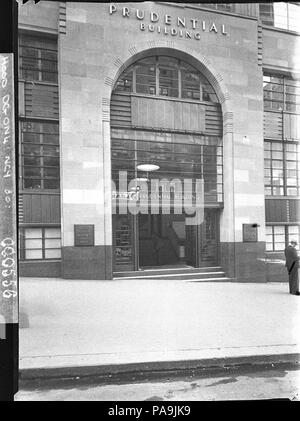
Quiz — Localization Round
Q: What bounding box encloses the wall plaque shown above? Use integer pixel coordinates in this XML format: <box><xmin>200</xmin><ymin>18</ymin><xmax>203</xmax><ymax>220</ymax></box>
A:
<box><xmin>243</xmin><ymin>224</ymin><xmax>258</xmax><ymax>243</ymax></box>
<box><xmin>74</xmin><ymin>225</ymin><xmax>94</xmax><ymax>246</ymax></box>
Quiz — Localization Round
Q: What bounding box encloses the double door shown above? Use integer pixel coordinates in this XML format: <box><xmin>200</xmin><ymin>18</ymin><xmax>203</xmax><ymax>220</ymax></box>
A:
<box><xmin>113</xmin><ymin>209</ymin><xmax>219</xmax><ymax>272</ymax></box>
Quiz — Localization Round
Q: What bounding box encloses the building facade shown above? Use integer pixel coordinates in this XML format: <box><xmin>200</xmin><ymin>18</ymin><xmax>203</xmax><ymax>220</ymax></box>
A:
<box><xmin>18</xmin><ymin>2</ymin><xmax>300</xmax><ymax>281</ymax></box>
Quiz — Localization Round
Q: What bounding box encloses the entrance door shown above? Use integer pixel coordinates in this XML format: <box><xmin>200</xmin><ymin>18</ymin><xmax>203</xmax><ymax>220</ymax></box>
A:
<box><xmin>138</xmin><ymin>213</ymin><xmax>184</xmax><ymax>267</ymax></box>
<box><xmin>199</xmin><ymin>209</ymin><xmax>219</xmax><ymax>266</ymax></box>
<box><xmin>185</xmin><ymin>224</ymin><xmax>198</xmax><ymax>267</ymax></box>
<box><xmin>113</xmin><ymin>209</ymin><xmax>219</xmax><ymax>271</ymax></box>
<box><xmin>186</xmin><ymin>209</ymin><xmax>219</xmax><ymax>267</ymax></box>
<box><xmin>112</xmin><ymin>214</ymin><xmax>136</xmax><ymax>272</ymax></box>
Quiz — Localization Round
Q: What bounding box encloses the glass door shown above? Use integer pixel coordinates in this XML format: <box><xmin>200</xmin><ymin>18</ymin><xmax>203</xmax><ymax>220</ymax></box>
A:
<box><xmin>185</xmin><ymin>222</ymin><xmax>199</xmax><ymax>267</ymax></box>
<box><xmin>112</xmin><ymin>214</ymin><xmax>136</xmax><ymax>272</ymax></box>
<box><xmin>199</xmin><ymin>209</ymin><xmax>219</xmax><ymax>266</ymax></box>
<box><xmin>185</xmin><ymin>209</ymin><xmax>219</xmax><ymax>267</ymax></box>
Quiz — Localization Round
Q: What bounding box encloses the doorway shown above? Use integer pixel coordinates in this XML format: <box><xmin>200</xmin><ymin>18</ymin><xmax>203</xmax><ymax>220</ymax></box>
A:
<box><xmin>185</xmin><ymin>209</ymin><xmax>219</xmax><ymax>267</ymax></box>
<box><xmin>138</xmin><ymin>213</ymin><xmax>186</xmax><ymax>267</ymax></box>
<box><xmin>113</xmin><ymin>209</ymin><xmax>219</xmax><ymax>272</ymax></box>
<box><xmin>138</xmin><ymin>209</ymin><xmax>219</xmax><ymax>269</ymax></box>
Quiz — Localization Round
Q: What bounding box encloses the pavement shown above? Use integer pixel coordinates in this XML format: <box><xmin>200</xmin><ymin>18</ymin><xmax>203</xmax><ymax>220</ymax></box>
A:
<box><xmin>19</xmin><ymin>277</ymin><xmax>300</xmax><ymax>379</ymax></box>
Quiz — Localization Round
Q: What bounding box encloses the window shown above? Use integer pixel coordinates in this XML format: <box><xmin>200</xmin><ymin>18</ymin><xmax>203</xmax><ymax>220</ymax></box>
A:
<box><xmin>264</xmin><ymin>141</ymin><xmax>284</xmax><ymax>195</ymax></box>
<box><xmin>19</xmin><ymin>34</ymin><xmax>58</xmax><ymax>83</ymax></box>
<box><xmin>285</xmin><ymin>78</ymin><xmax>300</xmax><ymax>112</ymax></box>
<box><xmin>264</xmin><ymin>141</ymin><xmax>300</xmax><ymax>196</ymax></box>
<box><xmin>20</xmin><ymin>227</ymin><xmax>61</xmax><ymax>260</ymax></box>
<box><xmin>259</xmin><ymin>3</ymin><xmax>300</xmax><ymax>32</ymax></box>
<box><xmin>266</xmin><ymin>225</ymin><xmax>300</xmax><ymax>251</ymax></box>
<box><xmin>111</xmin><ymin>128</ymin><xmax>223</xmax><ymax>203</ymax></box>
<box><xmin>158</xmin><ymin>56</ymin><xmax>179</xmax><ymax>98</ymax></box>
<box><xmin>259</xmin><ymin>3</ymin><xmax>274</xmax><ymax>26</ymax></box>
<box><xmin>285</xmin><ymin>142</ymin><xmax>300</xmax><ymax>195</ymax></box>
<box><xmin>263</xmin><ymin>74</ymin><xmax>300</xmax><ymax>112</ymax></box>
<box><xmin>21</xmin><ymin>120</ymin><xmax>60</xmax><ymax>190</ymax></box>
<box><xmin>288</xmin><ymin>225</ymin><xmax>300</xmax><ymax>245</ymax></box>
<box><xmin>263</xmin><ymin>75</ymin><xmax>284</xmax><ymax>111</ymax></box>
<box><xmin>114</xmin><ymin>56</ymin><xmax>218</xmax><ymax>103</ymax></box>
<box><xmin>201</xmin><ymin>4</ymin><xmax>234</xmax><ymax>12</ymax></box>
<box><xmin>135</xmin><ymin>57</ymin><xmax>157</xmax><ymax>95</ymax></box>
<box><xmin>115</xmin><ymin>68</ymin><xmax>133</xmax><ymax>93</ymax></box>
<box><xmin>181</xmin><ymin>62</ymin><xmax>201</xmax><ymax>100</ymax></box>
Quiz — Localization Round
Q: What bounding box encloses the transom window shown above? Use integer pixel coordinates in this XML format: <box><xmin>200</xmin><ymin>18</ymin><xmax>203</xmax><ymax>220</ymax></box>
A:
<box><xmin>114</xmin><ymin>56</ymin><xmax>218</xmax><ymax>103</ymax></box>
<box><xmin>264</xmin><ymin>141</ymin><xmax>300</xmax><ymax>196</ymax></box>
<box><xmin>20</xmin><ymin>120</ymin><xmax>60</xmax><ymax>190</ymax></box>
<box><xmin>266</xmin><ymin>225</ymin><xmax>300</xmax><ymax>251</ymax></box>
<box><xmin>19</xmin><ymin>33</ymin><xmax>58</xmax><ymax>83</ymax></box>
<box><xmin>259</xmin><ymin>3</ymin><xmax>300</xmax><ymax>32</ymax></box>
<box><xmin>20</xmin><ymin>227</ymin><xmax>61</xmax><ymax>260</ymax></box>
<box><xmin>263</xmin><ymin>74</ymin><xmax>300</xmax><ymax>112</ymax></box>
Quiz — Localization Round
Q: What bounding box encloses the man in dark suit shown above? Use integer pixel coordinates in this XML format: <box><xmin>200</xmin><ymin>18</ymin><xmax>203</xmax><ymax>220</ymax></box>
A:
<box><xmin>284</xmin><ymin>240</ymin><xmax>300</xmax><ymax>295</ymax></box>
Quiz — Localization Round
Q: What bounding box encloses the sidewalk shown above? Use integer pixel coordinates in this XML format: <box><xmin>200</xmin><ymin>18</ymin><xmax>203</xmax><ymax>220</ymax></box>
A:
<box><xmin>19</xmin><ymin>277</ymin><xmax>300</xmax><ymax>378</ymax></box>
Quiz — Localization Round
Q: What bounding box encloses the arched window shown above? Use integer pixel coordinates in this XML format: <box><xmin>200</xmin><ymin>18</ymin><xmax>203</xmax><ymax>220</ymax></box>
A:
<box><xmin>114</xmin><ymin>55</ymin><xmax>218</xmax><ymax>103</ymax></box>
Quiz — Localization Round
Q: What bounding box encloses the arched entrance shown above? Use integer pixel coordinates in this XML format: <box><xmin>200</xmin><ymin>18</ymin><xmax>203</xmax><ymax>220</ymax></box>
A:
<box><xmin>110</xmin><ymin>52</ymin><xmax>223</xmax><ymax>273</ymax></box>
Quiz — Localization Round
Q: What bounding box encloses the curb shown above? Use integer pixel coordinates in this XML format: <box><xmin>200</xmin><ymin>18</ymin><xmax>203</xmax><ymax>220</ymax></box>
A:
<box><xmin>19</xmin><ymin>353</ymin><xmax>300</xmax><ymax>382</ymax></box>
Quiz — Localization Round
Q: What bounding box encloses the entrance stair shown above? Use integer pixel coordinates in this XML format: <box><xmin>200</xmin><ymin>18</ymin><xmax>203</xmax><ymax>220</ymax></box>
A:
<box><xmin>113</xmin><ymin>266</ymin><xmax>232</xmax><ymax>282</ymax></box>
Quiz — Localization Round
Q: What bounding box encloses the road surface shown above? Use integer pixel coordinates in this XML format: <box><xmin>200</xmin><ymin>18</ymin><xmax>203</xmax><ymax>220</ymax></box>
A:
<box><xmin>15</xmin><ymin>363</ymin><xmax>300</xmax><ymax>401</ymax></box>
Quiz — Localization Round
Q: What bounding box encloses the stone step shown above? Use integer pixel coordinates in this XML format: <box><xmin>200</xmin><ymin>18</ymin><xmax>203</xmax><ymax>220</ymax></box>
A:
<box><xmin>114</xmin><ymin>266</ymin><xmax>222</xmax><ymax>278</ymax></box>
<box><xmin>113</xmin><ymin>271</ymin><xmax>228</xmax><ymax>281</ymax></box>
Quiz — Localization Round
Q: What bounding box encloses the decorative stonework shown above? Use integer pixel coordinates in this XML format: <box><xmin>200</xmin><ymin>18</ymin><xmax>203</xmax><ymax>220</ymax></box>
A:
<box><xmin>128</xmin><ymin>46</ymin><xmax>138</xmax><ymax>56</ymax></box>
<box><xmin>104</xmin><ymin>76</ymin><xmax>114</xmax><ymax>87</ymax></box>
<box><xmin>101</xmin><ymin>97</ymin><xmax>110</xmax><ymax>121</ymax></box>
<box><xmin>18</xmin><ymin>195</ymin><xmax>24</xmax><ymax>223</ymax></box>
<box><xmin>166</xmin><ymin>41</ymin><xmax>175</xmax><ymax>48</ymax></box>
<box><xmin>147</xmin><ymin>40</ymin><xmax>157</xmax><ymax>49</ymax></box>
<box><xmin>223</xmin><ymin>112</ymin><xmax>234</xmax><ymax>134</ymax></box>
<box><xmin>113</xmin><ymin>57</ymin><xmax>124</xmax><ymax>69</ymax></box>
<box><xmin>215</xmin><ymin>73</ymin><xmax>224</xmax><ymax>83</ymax></box>
<box><xmin>59</xmin><ymin>2</ymin><xmax>66</xmax><ymax>35</ymax></box>
<box><xmin>257</xmin><ymin>23</ymin><xmax>263</xmax><ymax>66</ymax></box>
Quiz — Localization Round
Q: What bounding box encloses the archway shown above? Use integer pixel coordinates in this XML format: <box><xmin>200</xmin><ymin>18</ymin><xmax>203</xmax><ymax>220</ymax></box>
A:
<box><xmin>108</xmin><ymin>47</ymin><xmax>229</xmax><ymax>273</ymax></box>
